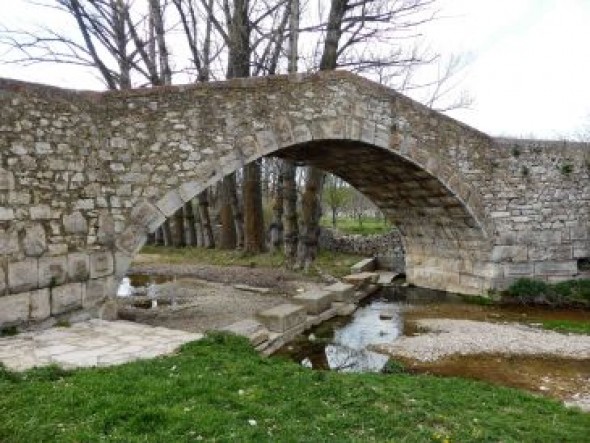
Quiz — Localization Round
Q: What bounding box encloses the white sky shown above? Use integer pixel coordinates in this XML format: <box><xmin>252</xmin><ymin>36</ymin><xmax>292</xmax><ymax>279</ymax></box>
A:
<box><xmin>0</xmin><ymin>0</ymin><xmax>589</xmax><ymax>138</ymax></box>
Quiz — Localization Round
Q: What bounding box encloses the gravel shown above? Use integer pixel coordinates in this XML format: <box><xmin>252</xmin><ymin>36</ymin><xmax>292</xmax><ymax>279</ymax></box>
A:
<box><xmin>372</xmin><ymin>318</ymin><xmax>590</xmax><ymax>362</ymax></box>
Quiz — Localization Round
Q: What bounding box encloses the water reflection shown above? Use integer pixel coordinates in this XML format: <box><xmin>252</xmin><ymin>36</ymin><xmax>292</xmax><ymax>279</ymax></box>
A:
<box><xmin>287</xmin><ymin>299</ymin><xmax>404</xmax><ymax>372</ymax></box>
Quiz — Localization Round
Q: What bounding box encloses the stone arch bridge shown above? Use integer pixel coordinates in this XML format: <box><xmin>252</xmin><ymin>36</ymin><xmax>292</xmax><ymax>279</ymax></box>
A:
<box><xmin>0</xmin><ymin>71</ymin><xmax>588</xmax><ymax>327</ymax></box>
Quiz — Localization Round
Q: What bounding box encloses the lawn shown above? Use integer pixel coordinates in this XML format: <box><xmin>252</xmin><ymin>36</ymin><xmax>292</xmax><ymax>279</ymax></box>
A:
<box><xmin>321</xmin><ymin>216</ymin><xmax>392</xmax><ymax>236</ymax></box>
<box><xmin>1</xmin><ymin>333</ymin><xmax>588</xmax><ymax>442</ymax></box>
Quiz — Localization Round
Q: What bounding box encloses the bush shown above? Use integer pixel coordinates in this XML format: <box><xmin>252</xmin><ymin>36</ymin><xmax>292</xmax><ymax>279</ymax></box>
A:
<box><xmin>505</xmin><ymin>278</ymin><xmax>590</xmax><ymax>306</ymax></box>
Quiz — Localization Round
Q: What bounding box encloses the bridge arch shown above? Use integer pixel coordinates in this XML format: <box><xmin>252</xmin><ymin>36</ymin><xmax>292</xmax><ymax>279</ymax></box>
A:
<box><xmin>3</xmin><ymin>71</ymin><xmax>587</xmax><ymax>329</ymax></box>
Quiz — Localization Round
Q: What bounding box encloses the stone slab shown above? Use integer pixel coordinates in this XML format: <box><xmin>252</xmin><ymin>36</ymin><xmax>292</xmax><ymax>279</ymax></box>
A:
<box><xmin>351</xmin><ymin>257</ymin><xmax>376</xmax><ymax>273</ymax></box>
<box><xmin>256</xmin><ymin>303</ymin><xmax>306</xmax><ymax>333</ymax></box>
<box><xmin>324</xmin><ymin>281</ymin><xmax>356</xmax><ymax>303</ymax></box>
<box><xmin>342</xmin><ymin>272</ymin><xmax>379</xmax><ymax>288</ymax></box>
<box><xmin>30</xmin><ymin>289</ymin><xmax>51</xmax><ymax>321</ymax></box>
<box><xmin>0</xmin><ymin>293</ymin><xmax>30</xmax><ymax>328</ymax></box>
<box><xmin>233</xmin><ymin>284</ymin><xmax>271</xmax><ymax>294</ymax></box>
<box><xmin>291</xmin><ymin>289</ymin><xmax>333</xmax><ymax>315</ymax></box>
<box><xmin>377</xmin><ymin>272</ymin><xmax>399</xmax><ymax>285</ymax></box>
<box><xmin>90</xmin><ymin>252</ymin><xmax>114</xmax><ymax>279</ymax></box>
<box><xmin>221</xmin><ymin>319</ymin><xmax>269</xmax><ymax>346</ymax></box>
<box><xmin>8</xmin><ymin>259</ymin><xmax>38</xmax><ymax>293</ymax></box>
<box><xmin>51</xmin><ymin>282</ymin><xmax>84</xmax><ymax>315</ymax></box>
<box><xmin>38</xmin><ymin>255</ymin><xmax>68</xmax><ymax>288</ymax></box>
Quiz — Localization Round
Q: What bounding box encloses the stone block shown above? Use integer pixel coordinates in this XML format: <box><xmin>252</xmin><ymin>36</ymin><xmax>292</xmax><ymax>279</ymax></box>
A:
<box><xmin>130</xmin><ymin>201</ymin><xmax>166</xmax><ymax>233</ymax></box>
<box><xmin>342</xmin><ymin>272</ymin><xmax>379</xmax><ymax>287</ymax></box>
<box><xmin>156</xmin><ymin>190</ymin><xmax>184</xmax><ymax>217</ymax></box>
<box><xmin>221</xmin><ymin>319</ymin><xmax>269</xmax><ymax>346</ymax></box>
<box><xmin>114</xmin><ymin>253</ymin><xmax>133</xmax><ymax>278</ymax></box>
<box><xmin>573</xmin><ymin>241</ymin><xmax>589</xmax><ymax>259</ymax></box>
<box><xmin>255</xmin><ymin>129</ymin><xmax>278</xmax><ymax>154</ymax></box>
<box><xmin>325</xmin><ymin>282</ymin><xmax>356</xmax><ymax>302</ymax></box>
<box><xmin>8</xmin><ymin>259</ymin><xmax>38</xmax><ymax>293</ymax></box>
<box><xmin>0</xmin><ymin>293</ymin><xmax>30</xmax><ymax>327</ymax></box>
<box><xmin>116</xmin><ymin>225</ymin><xmax>146</xmax><ymax>255</ymax></box>
<box><xmin>292</xmin><ymin>289</ymin><xmax>333</xmax><ymax>315</ymax></box>
<box><xmin>490</xmin><ymin>245</ymin><xmax>528</xmax><ymax>263</ymax></box>
<box><xmin>534</xmin><ymin>261</ymin><xmax>577</xmax><ymax>276</ymax></box>
<box><xmin>23</xmin><ymin>224</ymin><xmax>47</xmax><ymax>257</ymax></box>
<box><xmin>503</xmin><ymin>263</ymin><xmax>534</xmax><ymax>277</ymax></box>
<box><xmin>97</xmin><ymin>211</ymin><xmax>116</xmax><ymax>246</ymax></box>
<box><xmin>528</xmin><ymin>245</ymin><xmax>573</xmax><ymax>261</ymax></box>
<box><xmin>178</xmin><ymin>182</ymin><xmax>201</xmax><ymax>204</ymax></box>
<box><xmin>0</xmin><ymin>229</ymin><xmax>19</xmax><ymax>255</ymax></box>
<box><xmin>30</xmin><ymin>205</ymin><xmax>51</xmax><ymax>220</ymax></box>
<box><xmin>0</xmin><ymin>168</ymin><xmax>15</xmax><ymax>190</ymax></box>
<box><xmin>256</xmin><ymin>303</ymin><xmax>306</xmax><ymax>333</ymax></box>
<box><xmin>51</xmin><ymin>282</ymin><xmax>84</xmax><ymax>315</ymax></box>
<box><xmin>30</xmin><ymin>289</ymin><xmax>51</xmax><ymax>321</ymax></box>
<box><xmin>89</xmin><ymin>252</ymin><xmax>114</xmax><ymax>279</ymax></box>
<box><xmin>351</xmin><ymin>257</ymin><xmax>376</xmax><ymax>273</ymax></box>
<box><xmin>63</xmin><ymin>211</ymin><xmax>88</xmax><ymax>234</ymax></box>
<box><xmin>85</xmin><ymin>277</ymin><xmax>114</xmax><ymax>308</ymax></box>
<box><xmin>38</xmin><ymin>255</ymin><xmax>68</xmax><ymax>288</ymax></box>
<box><xmin>68</xmin><ymin>253</ymin><xmax>90</xmax><ymax>281</ymax></box>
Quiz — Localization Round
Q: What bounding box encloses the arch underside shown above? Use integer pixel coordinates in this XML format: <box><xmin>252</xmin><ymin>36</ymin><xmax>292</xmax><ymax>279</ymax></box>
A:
<box><xmin>276</xmin><ymin>141</ymin><xmax>494</xmax><ymax>294</ymax></box>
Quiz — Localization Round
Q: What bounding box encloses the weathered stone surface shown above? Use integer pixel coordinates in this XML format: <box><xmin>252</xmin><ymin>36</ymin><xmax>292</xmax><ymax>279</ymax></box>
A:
<box><xmin>256</xmin><ymin>304</ymin><xmax>306</xmax><ymax>333</ymax></box>
<box><xmin>68</xmin><ymin>253</ymin><xmax>90</xmax><ymax>281</ymax></box>
<box><xmin>8</xmin><ymin>259</ymin><xmax>38</xmax><ymax>293</ymax></box>
<box><xmin>0</xmin><ymin>168</ymin><xmax>15</xmax><ymax>190</ymax></box>
<box><xmin>325</xmin><ymin>282</ymin><xmax>356</xmax><ymax>303</ymax></box>
<box><xmin>351</xmin><ymin>257</ymin><xmax>376</xmax><ymax>273</ymax></box>
<box><xmin>221</xmin><ymin>319</ymin><xmax>269</xmax><ymax>346</ymax></box>
<box><xmin>51</xmin><ymin>282</ymin><xmax>84</xmax><ymax>315</ymax></box>
<box><xmin>30</xmin><ymin>289</ymin><xmax>51</xmax><ymax>321</ymax></box>
<box><xmin>0</xmin><ymin>71</ymin><xmax>588</xmax><ymax>326</ymax></box>
<box><xmin>130</xmin><ymin>201</ymin><xmax>166</xmax><ymax>233</ymax></box>
<box><xmin>97</xmin><ymin>211</ymin><xmax>116</xmax><ymax>246</ymax></box>
<box><xmin>342</xmin><ymin>272</ymin><xmax>379</xmax><ymax>287</ymax></box>
<box><xmin>292</xmin><ymin>289</ymin><xmax>333</xmax><ymax>315</ymax></box>
<box><xmin>63</xmin><ymin>211</ymin><xmax>88</xmax><ymax>234</ymax></box>
<box><xmin>38</xmin><ymin>255</ymin><xmax>68</xmax><ymax>288</ymax></box>
<box><xmin>0</xmin><ymin>293</ymin><xmax>30</xmax><ymax>327</ymax></box>
<box><xmin>85</xmin><ymin>277</ymin><xmax>113</xmax><ymax>308</ymax></box>
<box><xmin>89</xmin><ymin>252</ymin><xmax>114</xmax><ymax>279</ymax></box>
<box><xmin>23</xmin><ymin>224</ymin><xmax>47</xmax><ymax>256</ymax></box>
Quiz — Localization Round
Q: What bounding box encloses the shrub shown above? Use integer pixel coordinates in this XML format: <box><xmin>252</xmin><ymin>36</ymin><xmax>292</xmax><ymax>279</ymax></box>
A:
<box><xmin>506</xmin><ymin>278</ymin><xmax>549</xmax><ymax>299</ymax></box>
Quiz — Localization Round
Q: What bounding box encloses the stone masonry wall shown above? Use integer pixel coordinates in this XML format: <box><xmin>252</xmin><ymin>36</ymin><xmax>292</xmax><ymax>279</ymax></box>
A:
<box><xmin>0</xmin><ymin>71</ymin><xmax>588</xmax><ymax>328</ymax></box>
<box><xmin>319</xmin><ymin>228</ymin><xmax>405</xmax><ymax>271</ymax></box>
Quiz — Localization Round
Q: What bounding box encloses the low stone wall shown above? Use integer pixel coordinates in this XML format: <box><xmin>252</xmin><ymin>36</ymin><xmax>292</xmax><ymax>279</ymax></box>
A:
<box><xmin>319</xmin><ymin>228</ymin><xmax>405</xmax><ymax>271</ymax></box>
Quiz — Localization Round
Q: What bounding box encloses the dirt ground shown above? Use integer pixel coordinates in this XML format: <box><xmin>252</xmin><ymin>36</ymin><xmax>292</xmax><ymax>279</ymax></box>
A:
<box><xmin>120</xmin><ymin>255</ymin><xmax>324</xmax><ymax>333</ymax></box>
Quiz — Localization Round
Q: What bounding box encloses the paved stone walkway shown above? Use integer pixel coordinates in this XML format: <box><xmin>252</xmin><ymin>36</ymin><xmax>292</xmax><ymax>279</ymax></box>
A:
<box><xmin>0</xmin><ymin>320</ymin><xmax>203</xmax><ymax>371</ymax></box>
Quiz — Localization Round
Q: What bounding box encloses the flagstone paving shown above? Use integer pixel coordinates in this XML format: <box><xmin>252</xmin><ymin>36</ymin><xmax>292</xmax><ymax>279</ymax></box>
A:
<box><xmin>0</xmin><ymin>320</ymin><xmax>203</xmax><ymax>371</ymax></box>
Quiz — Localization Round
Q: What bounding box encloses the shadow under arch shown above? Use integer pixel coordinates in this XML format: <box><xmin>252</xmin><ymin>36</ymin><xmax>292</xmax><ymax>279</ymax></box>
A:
<box><xmin>115</xmin><ymin>138</ymin><xmax>494</xmax><ymax>295</ymax></box>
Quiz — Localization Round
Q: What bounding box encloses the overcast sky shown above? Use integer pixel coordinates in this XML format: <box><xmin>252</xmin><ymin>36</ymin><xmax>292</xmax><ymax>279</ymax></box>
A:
<box><xmin>0</xmin><ymin>0</ymin><xmax>589</xmax><ymax>139</ymax></box>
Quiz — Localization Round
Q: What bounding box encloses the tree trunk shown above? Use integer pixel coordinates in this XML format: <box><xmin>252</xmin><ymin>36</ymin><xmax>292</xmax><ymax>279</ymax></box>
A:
<box><xmin>243</xmin><ymin>161</ymin><xmax>266</xmax><ymax>253</ymax></box>
<box><xmin>184</xmin><ymin>201</ymin><xmax>197</xmax><ymax>245</ymax></box>
<box><xmin>283</xmin><ymin>160</ymin><xmax>298</xmax><ymax>262</ymax></box>
<box><xmin>297</xmin><ymin>167</ymin><xmax>324</xmax><ymax>271</ymax></box>
<box><xmin>226</xmin><ymin>173</ymin><xmax>244</xmax><ymax>249</ymax></box>
<box><xmin>162</xmin><ymin>219</ymin><xmax>173</xmax><ymax>247</ymax></box>
<box><xmin>270</xmin><ymin>164</ymin><xmax>284</xmax><ymax>252</ymax></box>
<box><xmin>218</xmin><ymin>178</ymin><xmax>237</xmax><ymax>249</ymax></box>
<box><xmin>198</xmin><ymin>191</ymin><xmax>215</xmax><ymax>248</ymax></box>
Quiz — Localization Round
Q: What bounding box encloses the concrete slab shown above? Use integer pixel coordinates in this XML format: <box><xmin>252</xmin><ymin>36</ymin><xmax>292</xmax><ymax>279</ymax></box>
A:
<box><xmin>256</xmin><ymin>303</ymin><xmax>306</xmax><ymax>333</ymax></box>
<box><xmin>292</xmin><ymin>289</ymin><xmax>333</xmax><ymax>315</ymax></box>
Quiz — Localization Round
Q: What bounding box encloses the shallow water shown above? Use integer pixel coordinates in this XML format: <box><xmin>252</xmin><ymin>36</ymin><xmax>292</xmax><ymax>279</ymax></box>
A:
<box><xmin>275</xmin><ymin>286</ymin><xmax>590</xmax><ymax>402</ymax></box>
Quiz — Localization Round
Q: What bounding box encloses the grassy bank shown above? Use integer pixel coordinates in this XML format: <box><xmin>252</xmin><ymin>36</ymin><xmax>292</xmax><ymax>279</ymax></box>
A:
<box><xmin>1</xmin><ymin>333</ymin><xmax>588</xmax><ymax>442</ymax></box>
<box><xmin>321</xmin><ymin>216</ymin><xmax>391</xmax><ymax>235</ymax></box>
<box><xmin>138</xmin><ymin>246</ymin><xmax>364</xmax><ymax>278</ymax></box>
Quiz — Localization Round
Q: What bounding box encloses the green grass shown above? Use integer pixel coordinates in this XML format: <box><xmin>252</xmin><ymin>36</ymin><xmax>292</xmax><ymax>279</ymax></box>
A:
<box><xmin>321</xmin><ymin>216</ymin><xmax>391</xmax><ymax>236</ymax></box>
<box><xmin>0</xmin><ymin>333</ymin><xmax>588</xmax><ymax>442</ymax></box>
<box><xmin>139</xmin><ymin>246</ymin><xmax>364</xmax><ymax>278</ymax></box>
<box><xmin>538</xmin><ymin>319</ymin><xmax>590</xmax><ymax>334</ymax></box>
